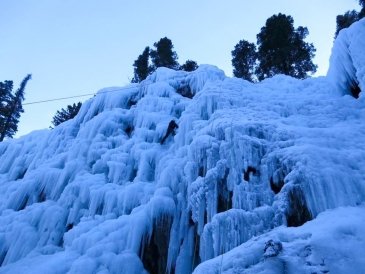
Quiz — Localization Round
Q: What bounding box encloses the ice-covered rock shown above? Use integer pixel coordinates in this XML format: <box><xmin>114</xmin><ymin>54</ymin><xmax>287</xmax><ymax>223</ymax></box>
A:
<box><xmin>327</xmin><ymin>18</ymin><xmax>365</xmax><ymax>98</ymax></box>
<box><xmin>0</xmin><ymin>21</ymin><xmax>365</xmax><ymax>274</ymax></box>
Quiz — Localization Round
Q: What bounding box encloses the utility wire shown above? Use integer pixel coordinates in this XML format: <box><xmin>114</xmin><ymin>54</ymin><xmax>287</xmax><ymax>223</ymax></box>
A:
<box><xmin>22</xmin><ymin>85</ymin><xmax>138</xmax><ymax>106</ymax></box>
<box><xmin>23</xmin><ymin>93</ymin><xmax>96</xmax><ymax>105</ymax></box>
<box><xmin>22</xmin><ymin>69</ymin><xmax>212</xmax><ymax>106</ymax></box>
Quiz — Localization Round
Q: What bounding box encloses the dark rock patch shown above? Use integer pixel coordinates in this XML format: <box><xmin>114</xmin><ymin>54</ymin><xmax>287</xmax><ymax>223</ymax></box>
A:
<box><xmin>264</xmin><ymin>240</ymin><xmax>283</xmax><ymax>258</ymax></box>
<box><xmin>217</xmin><ymin>168</ymin><xmax>232</xmax><ymax>213</ymax></box>
<box><xmin>270</xmin><ymin>177</ymin><xmax>284</xmax><ymax>194</ymax></box>
<box><xmin>160</xmin><ymin>120</ymin><xmax>179</xmax><ymax>144</ymax></box>
<box><xmin>176</xmin><ymin>84</ymin><xmax>194</xmax><ymax>99</ymax></box>
<box><xmin>286</xmin><ymin>186</ymin><xmax>312</xmax><ymax>227</ymax></box>
<box><xmin>243</xmin><ymin>166</ymin><xmax>258</xmax><ymax>182</ymax></box>
<box><xmin>141</xmin><ymin>215</ymin><xmax>173</xmax><ymax>274</ymax></box>
<box><xmin>350</xmin><ymin>82</ymin><xmax>361</xmax><ymax>98</ymax></box>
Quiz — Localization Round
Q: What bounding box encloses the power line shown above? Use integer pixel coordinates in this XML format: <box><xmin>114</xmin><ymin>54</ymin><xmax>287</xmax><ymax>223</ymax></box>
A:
<box><xmin>23</xmin><ymin>93</ymin><xmax>96</xmax><ymax>105</ymax></box>
<box><xmin>22</xmin><ymin>85</ymin><xmax>137</xmax><ymax>106</ymax></box>
<box><xmin>22</xmin><ymin>69</ymin><xmax>212</xmax><ymax>106</ymax></box>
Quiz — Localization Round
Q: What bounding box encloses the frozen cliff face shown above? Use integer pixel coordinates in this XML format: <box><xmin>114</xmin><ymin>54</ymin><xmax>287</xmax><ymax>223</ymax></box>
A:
<box><xmin>327</xmin><ymin>18</ymin><xmax>365</xmax><ymax>98</ymax></box>
<box><xmin>0</xmin><ymin>23</ymin><xmax>365</xmax><ymax>274</ymax></box>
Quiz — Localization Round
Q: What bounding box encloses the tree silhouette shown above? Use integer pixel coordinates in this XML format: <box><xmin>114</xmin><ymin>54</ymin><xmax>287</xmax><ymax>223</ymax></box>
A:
<box><xmin>150</xmin><ymin>37</ymin><xmax>179</xmax><ymax>70</ymax></box>
<box><xmin>360</xmin><ymin>0</ymin><xmax>365</xmax><ymax>18</ymax></box>
<box><xmin>179</xmin><ymin>60</ymin><xmax>198</xmax><ymax>72</ymax></box>
<box><xmin>231</xmin><ymin>39</ymin><xmax>257</xmax><ymax>82</ymax></box>
<box><xmin>0</xmin><ymin>81</ymin><xmax>13</xmax><ymax>118</ymax></box>
<box><xmin>132</xmin><ymin>47</ymin><xmax>152</xmax><ymax>83</ymax></box>
<box><xmin>334</xmin><ymin>1</ymin><xmax>365</xmax><ymax>38</ymax></box>
<box><xmin>360</xmin><ymin>0</ymin><xmax>365</xmax><ymax>8</ymax></box>
<box><xmin>256</xmin><ymin>13</ymin><xmax>317</xmax><ymax>80</ymax></box>
<box><xmin>335</xmin><ymin>10</ymin><xmax>359</xmax><ymax>38</ymax></box>
<box><xmin>51</xmin><ymin>102</ymin><xmax>82</xmax><ymax>127</ymax></box>
<box><xmin>0</xmin><ymin>74</ymin><xmax>31</xmax><ymax>142</ymax></box>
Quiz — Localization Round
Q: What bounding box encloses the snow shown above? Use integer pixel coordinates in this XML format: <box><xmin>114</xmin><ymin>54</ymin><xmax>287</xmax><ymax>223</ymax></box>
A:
<box><xmin>0</xmin><ymin>21</ymin><xmax>365</xmax><ymax>273</ymax></box>
<box><xmin>194</xmin><ymin>205</ymin><xmax>365</xmax><ymax>274</ymax></box>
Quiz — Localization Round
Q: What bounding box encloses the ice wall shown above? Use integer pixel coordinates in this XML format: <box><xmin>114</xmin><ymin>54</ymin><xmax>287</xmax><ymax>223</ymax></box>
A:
<box><xmin>0</xmin><ymin>21</ymin><xmax>365</xmax><ymax>274</ymax></box>
<box><xmin>327</xmin><ymin>18</ymin><xmax>365</xmax><ymax>98</ymax></box>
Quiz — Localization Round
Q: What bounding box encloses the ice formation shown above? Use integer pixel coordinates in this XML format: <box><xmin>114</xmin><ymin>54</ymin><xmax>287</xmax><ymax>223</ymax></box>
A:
<box><xmin>327</xmin><ymin>18</ymin><xmax>365</xmax><ymax>98</ymax></box>
<box><xmin>0</xmin><ymin>19</ymin><xmax>365</xmax><ymax>274</ymax></box>
<box><xmin>194</xmin><ymin>206</ymin><xmax>365</xmax><ymax>274</ymax></box>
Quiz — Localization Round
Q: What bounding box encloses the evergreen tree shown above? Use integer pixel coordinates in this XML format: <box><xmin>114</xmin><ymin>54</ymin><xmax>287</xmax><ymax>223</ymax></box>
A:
<box><xmin>358</xmin><ymin>0</ymin><xmax>365</xmax><ymax>19</ymax></box>
<box><xmin>256</xmin><ymin>13</ymin><xmax>317</xmax><ymax>80</ymax></box>
<box><xmin>150</xmin><ymin>37</ymin><xmax>179</xmax><ymax>70</ymax></box>
<box><xmin>0</xmin><ymin>74</ymin><xmax>31</xmax><ymax>142</ymax></box>
<box><xmin>179</xmin><ymin>60</ymin><xmax>198</xmax><ymax>72</ymax></box>
<box><xmin>231</xmin><ymin>39</ymin><xmax>257</xmax><ymax>82</ymax></box>
<box><xmin>51</xmin><ymin>102</ymin><xmax>82</xmax><ymax>127</ymax></box>
<box><xmin>132</xmin><ymin>47</ymin><xmax>152</xmax><ymax>83</ymax></box>
<box><xmin>335</xmin><ymin>10</ymin><xmax>359</xmax><ymax>38</ymax></box>
<box><xmin>0</xmin><ymin>81</ymin><xmax>13</xmax><ymax>117</ymax></box>
<box><xmin>334</xmin><ymin>1</ymin><xmax>365</xmax><ymax>38</ymax></box>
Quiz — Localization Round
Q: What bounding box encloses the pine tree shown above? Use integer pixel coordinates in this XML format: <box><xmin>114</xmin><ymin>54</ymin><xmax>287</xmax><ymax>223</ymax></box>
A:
<box><xmin>0</xmin><ymin>80</ymin><xmax>13</xmax><ymax>117</ymax></box>
<box><xmin>150</xmin><ymin>37</ymin><xmax>179</xmax><ymax>70</ymax></box>
<box><xmin>0</xmin><ymin>74</ymin><xmax>31</xmax><ymax>142</ymax></box>
<box><xmin>231</xmin><ymin>39</ymin><xmax>257</xmax><ymax>82</ymax></box>
<box><xmin>335</xmin><ymin>10</ymin><xmax>359</xmax><ymax>38</ymax></box>
<box><xmin>360</xmin><ymin>0</ymin><xmax>365</xmax><ymax>8</ymax></box>
<box><xmin>51</xmin><ymin>102</ymin><xmax>82</xmax><ymax>127</ymax></box>
<box><xmin>256</xmin><ymin>13</ymin><xmax>317</xmax><ymax>80</ymax></box>
<box><xmin>334</xmin><ymin>1</ymin><xmax>365</xmax><ymax>38</ymax></box>
<box><xmin>179</xmin><ymin>60</ymin><xmax>198</xmax><ymax>72</ymax></box>
<box><xmin>132</xmin><ymin>47</ymin><xmax>152</xmax><ymax>83</ymax></box>
<box><xmin>358</xmin><ymin>0</ymin><xmax>365</xmax><ymax>19</ymax></box>
<box><xmin>0</xmin><ymin>81</ymin><xmax>14</xmax><ymax>139</ymax></box>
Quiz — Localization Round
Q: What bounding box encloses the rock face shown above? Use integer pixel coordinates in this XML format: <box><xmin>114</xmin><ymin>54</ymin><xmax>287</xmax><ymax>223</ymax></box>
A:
<box><xmin>1</xmin><ymin>22</ymin><xmax>365</xmax><ymax>274</ymax></box>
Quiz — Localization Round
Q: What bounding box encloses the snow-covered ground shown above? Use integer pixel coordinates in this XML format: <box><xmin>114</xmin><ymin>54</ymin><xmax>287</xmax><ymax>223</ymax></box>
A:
<box><xmin>0</xmin><ymin>19</ymin><xmax>364</xmax><ymax>274</ymax></box>
<box><xmin>194</xmin><ymin>205</ymin><xmax>365</xmax><ymax>274</ymax></box>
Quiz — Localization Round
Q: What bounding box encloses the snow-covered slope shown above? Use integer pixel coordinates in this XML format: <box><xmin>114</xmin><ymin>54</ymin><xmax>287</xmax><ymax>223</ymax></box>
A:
<box><xmin>1</xmin><ymin>20</ymin><xmax>365</xmax><ymax>274</ymax></box>
<box><xmin>194</xmin><ymin>205</ymin><xmax>365</xmax><ymax>274</ymax></box>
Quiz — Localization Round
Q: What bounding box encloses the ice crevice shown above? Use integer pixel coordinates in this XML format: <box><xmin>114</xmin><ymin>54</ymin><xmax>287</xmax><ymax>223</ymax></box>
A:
<box><xmin>0</xmin><ymin>22</ymin><xmax>365</xmax><ymax>273</ymax></box>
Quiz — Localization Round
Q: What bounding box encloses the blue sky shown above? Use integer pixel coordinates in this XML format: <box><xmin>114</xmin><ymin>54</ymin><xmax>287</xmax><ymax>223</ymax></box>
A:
<box><xmin>0</xmin><ymin>0</ymin><xmax>360</xmax><ymax>137</ymax></box>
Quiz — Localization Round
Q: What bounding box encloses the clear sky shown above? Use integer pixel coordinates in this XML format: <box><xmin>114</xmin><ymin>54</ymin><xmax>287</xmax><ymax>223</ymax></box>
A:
<box><xmin>0</xmin><ymin>0</ymin><xmax>361</xmax><ymax>137</ymax></box>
